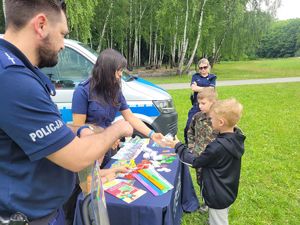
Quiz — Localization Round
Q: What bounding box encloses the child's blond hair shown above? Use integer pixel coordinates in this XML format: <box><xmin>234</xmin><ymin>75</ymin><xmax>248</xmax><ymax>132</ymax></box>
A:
<box><xmin>210</xmin><ymin>98</ymin><xmax>243</xmax><ymax>127</ymax></box>
<box><xmin>197</xmin><ymin>87</ymin><xmax>218</xmax><ymax>102</ymax></box>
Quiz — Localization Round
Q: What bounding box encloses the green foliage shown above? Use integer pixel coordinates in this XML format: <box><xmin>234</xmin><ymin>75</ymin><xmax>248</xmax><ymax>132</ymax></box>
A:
<box><xmin>168</xmin><ymin>83</ymin><xmax>300</xmax><ymax>225</ymax></box>
<box><xmin>257</xmin><ymin>19</ymin><xmax>300</xmax><ymax>58</ymax></box>
<box><xmin>0</xmin><ymin>0</ymin><xmax>285</xmax><ymax>64</ymax></box>
<box><xmin>66</xmin><ymin>0</ymin><xmax>98</xmax><ymax>43</ymax></box>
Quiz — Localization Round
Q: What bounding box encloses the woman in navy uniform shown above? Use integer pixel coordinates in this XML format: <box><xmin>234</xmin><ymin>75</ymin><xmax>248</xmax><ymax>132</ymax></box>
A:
<box><xmin>184</xmin><ymin>58</ymin><xmax>216</xmax><ymax>144</ymax></box>
<box><xmin>72</xmin><ymin>48</ymin><xmax>165</xmax><ymax>167</ymax></box>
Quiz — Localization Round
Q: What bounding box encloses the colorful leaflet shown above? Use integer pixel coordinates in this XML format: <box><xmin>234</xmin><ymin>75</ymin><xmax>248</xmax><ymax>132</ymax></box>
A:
<box><xmin>138</xmin><ymin>169</ymin><xmax>165</xmax><ymax>190</ymax></box>
<box><xmin>133</xmin><ymin>173</ymin><xmax>164</xmax><ymax>196</ymax></box>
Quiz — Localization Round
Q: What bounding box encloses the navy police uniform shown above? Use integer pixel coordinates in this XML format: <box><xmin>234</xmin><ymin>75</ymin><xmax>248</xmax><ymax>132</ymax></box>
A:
<box><xmin>0</xmin><ymin>39</ymin><xmax>75</xmax><ymax>223</ymax></box>
<box><xmin>184</xmin><ymin>73</ymin><xmax>216</xmax><ymax>144</ymax></box>
<box><xmin>72</xmin><ymin>78</ymin><xmax>128</xmax><ymax>167</ymax></box>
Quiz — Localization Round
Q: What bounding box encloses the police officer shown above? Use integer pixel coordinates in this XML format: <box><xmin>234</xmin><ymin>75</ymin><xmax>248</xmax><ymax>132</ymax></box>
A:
<box><xmin>0</xmin><ymin>1</ymin><xmax>133</xmax><ymax>224</ymax></box>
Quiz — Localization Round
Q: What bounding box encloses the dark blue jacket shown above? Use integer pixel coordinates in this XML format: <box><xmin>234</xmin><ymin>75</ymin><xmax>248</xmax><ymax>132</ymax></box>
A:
<box><xmin>175</xmin><ymin>128</ymin><xmax>245</xmax><ymax>209</ymax></box>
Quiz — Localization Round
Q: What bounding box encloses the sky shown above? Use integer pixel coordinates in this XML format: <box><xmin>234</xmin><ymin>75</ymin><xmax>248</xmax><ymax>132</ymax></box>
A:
<box><xmin>276</xmin><ymin>0</ymin><xmax>300</xmax><ymax>20</ymax></box>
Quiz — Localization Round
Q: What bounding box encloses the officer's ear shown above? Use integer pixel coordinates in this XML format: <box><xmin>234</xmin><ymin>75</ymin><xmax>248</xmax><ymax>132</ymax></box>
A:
<box><xmin>33</xmin><ymin>13</ymin><xmax>48</xmax><ymax>39</ymax></box>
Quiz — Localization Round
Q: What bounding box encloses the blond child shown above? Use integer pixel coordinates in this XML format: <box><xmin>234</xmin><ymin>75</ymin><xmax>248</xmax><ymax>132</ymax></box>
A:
<box><xmin>165</xmin><ymin>98</ymin><xmax>245</xmax><ymax>225</ymax></box>
<box><xmin>186</xmin><ymin>88</ymin><xmax>218</xmax><ymax>212</ymax></box>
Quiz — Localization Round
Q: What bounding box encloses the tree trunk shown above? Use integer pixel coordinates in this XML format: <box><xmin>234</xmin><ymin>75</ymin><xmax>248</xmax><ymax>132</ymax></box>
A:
<box><xmin>153</xmin><ymin>29</ymin><xmax>158</xmax><ymax>66</ymax></box>
<box><xmin>139</xmin><ymin>33</ymin><xmax>141</xmax><ymax>66</ymax></box>
<box><xmin>184</xmin><ymin>0</ymin><xmax>208</xmax><ymax>73</ymax></box>
<box><xmin>133</xmin><ymin>16</ymin><xmax>138</xmax><ymax>66</ymax></box>
<box><xmin>133</xmin><ymin>3</ymin><xmax>146</xmax><ymax>67</ymax></box>
<box><xmin>171</xmin><ymin>15</ymin><xmax>178</xmax><ymax>68</ymax></box>
<box><xmin>128</xmin><ymin>0</ymin><xmax>133</xmax><ymax>68</ymax></box>
<box><xmin>97</xmin><ymin>1</ymin><xmax>114</xmax><ymax>52</ymax></box>
<box><xmin>158</xmin><ymin>45</ymin><xmax>165</xmax><ymax>67</ymax></box>
<box><xmin>148</xmin><ymin>19</ymin><xmax>152</xmax><ymax>66</ymax></box>
<box><xmin>177</xmin><ymin>0</ymin><xmax>189</xmax><ymax>75</ymax></box>
<box><xmin>212</xmin><ymin>0</ymin><xmax>236</xmax><ymax>67</ymax></box>
<box><xmin>2</xmin><ymin>1</ymin><xmax>5</xmax><ymax>20</ymax></box>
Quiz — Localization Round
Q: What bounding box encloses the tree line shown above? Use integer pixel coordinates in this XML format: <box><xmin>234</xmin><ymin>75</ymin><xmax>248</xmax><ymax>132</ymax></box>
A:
<box><xmin>257</xmin><ymin>18</ymin><xmax>300</xmax><ymax>58</ymax></box>
<box><xmin>2</xmin><ymin>0</ymin><xmax>295</xmax><ymax>74</ymax></box>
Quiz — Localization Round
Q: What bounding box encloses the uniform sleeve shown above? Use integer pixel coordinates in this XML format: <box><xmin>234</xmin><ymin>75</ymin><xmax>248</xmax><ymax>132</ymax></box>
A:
<box><xmin>174</xmin><ymin>142</ymin><xmax>195</xmax><ymax>166</ymax></box>
<box><xmin>187</xmin><ymin>116</ymin><xmax>196</xmax><ymax>150</ymax></box>
<box><xmin>0</xmin><ymin>70</ymin><xmax>75</xmax><ymax>161</ymax></box>
<box><xmin>190</xmin><ymin>74</ymin><xmax>197</xmax><ymax>85</ymax></box>
<box><xmin>209</xmin><ymin>74</ymin><xmax>217</xmax><ymax>87</ymax></box>
<box><xmin>192</xmin><ymin>142</ymin><xmax>221</xmax><ymax>168</ymax></box>
<box><xmin>119</xmin><ymin>92</ymin><xmax>129</xmax><ymax>111</ymax></box>
<box><xmin>175</xmin><ymin>141</ymin><xmax>221</xmax><ymax>168</ymax></box>
<box><xmin>72</xmin><ymin>85</ymin><xmax>89</xmax><ymax>114</ymax></box>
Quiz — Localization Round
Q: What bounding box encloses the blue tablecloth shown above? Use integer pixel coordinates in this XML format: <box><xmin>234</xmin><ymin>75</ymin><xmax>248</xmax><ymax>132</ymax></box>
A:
<box><xmin>74</xmin><ymin>146</ymin><xmax>199</xmax><ymax>225</ymax></box>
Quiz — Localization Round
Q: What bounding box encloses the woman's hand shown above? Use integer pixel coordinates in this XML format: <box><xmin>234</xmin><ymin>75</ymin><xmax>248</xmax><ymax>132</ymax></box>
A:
<box><xmin>163</xmin><ymin>135</ymin><xmax>180</xmax><ymax>149</ymax></box>
<box><xmin>151</xmin><ymin>132</ymin><xmax>166</xmax><ymax>146</ymax></box>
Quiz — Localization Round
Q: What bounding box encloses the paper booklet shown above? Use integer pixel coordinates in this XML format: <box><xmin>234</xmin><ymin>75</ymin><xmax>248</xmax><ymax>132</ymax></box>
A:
<box><xmin>105</xmin><ymin>181</ymin><xmax>146</xmax><ymax>203</ymax></box>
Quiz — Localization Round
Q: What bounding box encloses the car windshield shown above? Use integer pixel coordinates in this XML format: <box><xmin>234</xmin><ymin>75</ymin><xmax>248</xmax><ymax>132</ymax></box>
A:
<box><xmin>78</xmin><ymin>42</ymin><xmax>99</xmax><ymax>57</ymax></box>
<box><xmin>72</xmin><ymin>41</ymin><xmax>136</xmax><ymax>83</ymax></box>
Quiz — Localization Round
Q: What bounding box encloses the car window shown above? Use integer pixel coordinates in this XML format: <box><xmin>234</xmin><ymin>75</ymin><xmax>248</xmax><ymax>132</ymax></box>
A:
<box><xmin>41</xmin><ymin>47</ymin><xmax>93</xmax><ymax>89</ymax></box>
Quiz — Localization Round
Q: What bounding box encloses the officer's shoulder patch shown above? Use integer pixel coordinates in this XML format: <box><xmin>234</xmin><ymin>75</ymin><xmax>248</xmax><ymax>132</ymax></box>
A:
<box><xmin>0</xmin><ymin>50</ymin><xmax>25</xmax><ymax>69</ymax></box>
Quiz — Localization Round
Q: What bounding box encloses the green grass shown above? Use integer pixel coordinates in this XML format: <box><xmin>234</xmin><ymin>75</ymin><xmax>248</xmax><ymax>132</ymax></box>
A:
<box><xmin>144</xmin><ymin>58</ymin><xmax>300</xmax><ymax>84</ymax></box>
<box><xmin>168</xmin><ymin>82</ymin><xmax>300</xmax><ymax>225</ymax></box>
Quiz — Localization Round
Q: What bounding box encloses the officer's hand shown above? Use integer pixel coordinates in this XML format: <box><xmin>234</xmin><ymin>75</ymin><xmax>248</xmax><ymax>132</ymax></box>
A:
<box><xmin>80</xmin><ymin>128</ymin><xmax>94</xmax><ymax>137</ymax></box>
<box><xmin>112</xmin><ymin>139</ymin><xmax>120</xmax><ymax>150</ymax></box>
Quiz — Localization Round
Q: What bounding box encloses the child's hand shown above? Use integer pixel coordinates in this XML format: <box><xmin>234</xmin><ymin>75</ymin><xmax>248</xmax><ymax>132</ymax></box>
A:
<box><xmin>163</xmin><ymin>135</ymin><xmax>180</xmax><ymax>148</ymax></box>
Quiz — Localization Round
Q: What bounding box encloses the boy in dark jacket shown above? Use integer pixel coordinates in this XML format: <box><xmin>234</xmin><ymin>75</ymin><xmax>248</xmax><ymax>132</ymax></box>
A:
<box><xmin>165</xmin><ymin>98</ymin><xmax>245</xmax><ymax>225</ymax></box>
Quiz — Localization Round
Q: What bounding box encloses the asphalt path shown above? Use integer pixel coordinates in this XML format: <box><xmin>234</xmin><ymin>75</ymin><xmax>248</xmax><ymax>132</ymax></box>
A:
<box><xmin>158</xmin><ymin>77</ymin><xmax>300</xmax><ymax>90</ymax></box>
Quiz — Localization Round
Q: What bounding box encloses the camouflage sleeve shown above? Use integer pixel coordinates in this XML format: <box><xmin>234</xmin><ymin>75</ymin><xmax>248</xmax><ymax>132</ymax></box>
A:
<box><xmin>187</xmin><ymin>115</ymin><xmax>196</xmax><ymax>150</ymax></box>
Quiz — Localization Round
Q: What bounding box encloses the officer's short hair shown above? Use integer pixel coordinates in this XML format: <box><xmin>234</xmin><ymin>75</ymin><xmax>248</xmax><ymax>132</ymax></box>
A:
<box><xmin>210</xmin><ymin>98</ymin><xmax>243</xmax><ymax>127</ymax></box>
<box><xmin>197</xmin><ymin>87</ymin><xmax>218</xmax><ymax>102</ymax></box>
<box><xmin>4</xmin><ymin>0</ymin><xmax>66</xmax><ymax>30</ymax></box>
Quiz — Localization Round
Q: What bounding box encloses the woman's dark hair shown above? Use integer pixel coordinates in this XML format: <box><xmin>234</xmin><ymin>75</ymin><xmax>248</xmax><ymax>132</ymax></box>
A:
<box><xmin>5</xmin><ymin>0</ymin><xmax>66</xmax><ymax>30</ymax></box>
<box><xmin>90</xmin><ymin>48</ymin><xmax>127</xmax><ymax>106</ymax></box>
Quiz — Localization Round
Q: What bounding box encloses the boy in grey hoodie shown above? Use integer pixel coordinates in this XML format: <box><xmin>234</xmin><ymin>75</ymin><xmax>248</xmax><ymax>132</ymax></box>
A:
<box><xmin>165</xmin><ymin>98</ymin><xmax>245</xmax><ymax>225</ymax></box>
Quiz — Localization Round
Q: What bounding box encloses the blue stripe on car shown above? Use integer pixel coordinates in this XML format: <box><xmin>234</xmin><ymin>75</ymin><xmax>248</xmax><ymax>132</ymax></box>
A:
<box><xmin>116</xmin><ymin>105</ymin><xmax>160</xmax><ymax>117</ymax></box>
<box><xmin>60</xmin><ymin>107</ymin><xmax>73</xmax><ymax>122</ymax></box>
<box><xmin>60</xmin><ymin>105</ymin><xmax>160</xmax><ymax>123</ymax></box>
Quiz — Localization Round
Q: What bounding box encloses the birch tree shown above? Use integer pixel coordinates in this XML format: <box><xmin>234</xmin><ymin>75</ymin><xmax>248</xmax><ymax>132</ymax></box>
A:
<box><xmin>96</xmin><ymin>0</ymin><xmax>114</xmax><ymax>52</ymax></box>
<box><xmin>66</xmin><ymin>0</ymin><xmax>98</xmax><ymax>43</ymax></box>
<box><xmin>177</xmin><ymin>0</ymin><xmax>189</xmax><ymax>75</ymax></box>
<box><xmin>184</xmin><ymin>0</ymin><xmax>208</xmax><ymax>73</ymax></box>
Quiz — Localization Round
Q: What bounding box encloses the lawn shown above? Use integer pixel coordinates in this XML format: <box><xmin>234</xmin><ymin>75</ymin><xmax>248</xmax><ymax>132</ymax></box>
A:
<box><xmin>144</xmin><ymin>58</ymin><xmax>300</xmax><ymax>84</ymax></box>
<box><xmin>168</xmin><ymin>82</ymin><xmax>300</xmax><ymax>225</ymax></box>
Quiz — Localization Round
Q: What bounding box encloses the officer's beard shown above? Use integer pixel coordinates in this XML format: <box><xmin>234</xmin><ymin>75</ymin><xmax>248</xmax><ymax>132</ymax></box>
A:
<box><xmin>37</xmin><ymin>35</ymin><xmax>59</xmax><ymax>68</ymax></box>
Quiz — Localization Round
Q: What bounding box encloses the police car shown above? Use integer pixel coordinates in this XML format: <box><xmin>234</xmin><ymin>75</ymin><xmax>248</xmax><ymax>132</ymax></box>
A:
<box><xmin>40</xmin><ymin>39</ymin><xmax>178</xmax><ymax>136</ymax></box>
